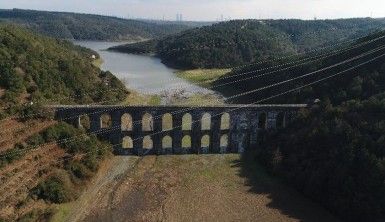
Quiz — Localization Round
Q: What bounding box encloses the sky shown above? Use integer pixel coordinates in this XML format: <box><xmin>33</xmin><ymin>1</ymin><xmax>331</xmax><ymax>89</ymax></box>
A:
<box><xmin>1</xmin><ymin>0</ymin><xmax>385</xmax><ymax>21</ymax></box>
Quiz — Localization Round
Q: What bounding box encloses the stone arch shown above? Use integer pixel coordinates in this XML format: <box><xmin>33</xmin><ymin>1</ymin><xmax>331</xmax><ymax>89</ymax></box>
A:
<box><xmin>201</xmin><ymin>113</ymin><xmax>211</xmax><ymax>130</ymax></box>
<box><xmin>122</xmin><ymin>136</ymin><xmax>133</xmax><ymax>149</ymax></box>
<box><xmin>182</xmin><ymin>113</ymin><xmax>192</xmax><ymax>131</ymax></box>
<box><xmin>182</xmin><ymin>135</ymin><xmax>191</xmax><ymax>148</ymax></box>
<box><xmin>162</xmin><ymin>113</ymin><xmax>173</xmax><ymax>131</ymax></box>
<box><xmin>79</xmin><ymin>114</ymin><xmax>90</xmax><ymax>130</ymax></box>
<box><xmin>201</xmin><ymin>135</ymin><xmax>210</xmax><ymax>148</ymax></box>
<box><xmin>220</xmin><ymin>113</ymin><xmax>230</xmax><ymax>130</ymax></box>
<box><xmin>276</xmin><ymin>112</ymin><xmax>285</xmax><ymax>128</ymax></box>
<box><xmin>100</xmin><ymin>113</ymin><xmax>112</xmax><ymax>129</ymax></box>
<box><xmin>143</xmin><ymin>135</ymin><xmax>153</xmax><ymax>150</ymax></box>
<box><xmin>220</xmin><ymin>134</ymin><xmax>229</xmax><ymax>148</ymax></box>
<box><xmin>258</xmin><ymin>112</ymin><xmax>267</xmax><ymax>129</ymax></box>
<box><xmin>121</xmin><ymin>113</ymin><xmax>133</xmax><ymax>131</ymax></box>
<box><xmin>142</xmin><ymin>113</ymin><xmax>153</xmax><ymax>131</ymax></box>
<box><xmin>162</xmin><ymin>135</ymin><xmax>172</xmax><ymax>149</ymax></box>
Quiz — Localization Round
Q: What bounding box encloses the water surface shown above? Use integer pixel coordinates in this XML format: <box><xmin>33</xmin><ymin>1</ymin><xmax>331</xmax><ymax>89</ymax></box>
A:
<box><xmin>73</xmin><ymin>41</ymin><xmax>215</xmax><ymax>96</ymax></box>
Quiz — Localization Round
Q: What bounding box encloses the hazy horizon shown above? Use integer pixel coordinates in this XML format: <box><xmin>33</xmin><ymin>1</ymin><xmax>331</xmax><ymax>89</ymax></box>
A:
<box><xmin>1</xmin><ymin>0</ymin><xmax>385</xmax><ymax>22</ymax></box>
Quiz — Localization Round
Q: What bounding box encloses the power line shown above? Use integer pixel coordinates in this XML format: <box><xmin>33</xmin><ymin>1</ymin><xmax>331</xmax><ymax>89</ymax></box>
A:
<box><xmin>3</xmin><ymin>31</ymin><xmax>384</xmax><ymax>124</ymax></box>
<box><xmin>2</xmin><ymin>49</ymin><xmax>384</xmax><ymax>172</ymax></box>
<box><xmin>2</xmin><ymin>45</ymin><xmax>384</xmax><ymax>159</ymax></box>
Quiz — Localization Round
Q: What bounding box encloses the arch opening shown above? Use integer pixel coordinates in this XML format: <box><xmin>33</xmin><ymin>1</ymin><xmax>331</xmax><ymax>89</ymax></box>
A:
<box><xmin>142</xmin><ymin>113</ymin><xmax>153</xmax><ymax>131</ymax></box>
<box><xmin>182</xmin><ymin>135</ymin><xmax>192</xmax><ymax>148</ymax></box>
<box><xmin>162</xmin><ymin>135</ymin><xmax>172</xmax><ymax>149</ymax></box>
<box><xmin>79</xmin><ymin>115</ymin><xmax>90</xmax><ymax>130</ymax></box>
<box><xmin>122</xmin><ymin>136</ymin><xmax>133</xmax><ymax>149</ymax></box>
<box><xmin>258</xmin><ymin>113</ymin><xmax>267</xmax><ymax>129</ymax></box>
<box><xmin>220</xmin><ymin>134</ymin><xmax>229</xmax><ymax>148</ymax></box>
<box><xmin>162</xmin><ymin>113</ymin><xmax>173</xmax><ymax>131</ymax></box>
<box><xmin>121</xmin><ymin>113</ymin><xmax>133</xmax><ymax>131</ymax></box>
<box><xmin>201</xmin><ymin>113</ymin><xmax>211</xmax><ymax>130</ymax></box>
<box><xmin>220</xmin><ymin>113</ymin><xmax>230</xmax><ymax>130</ymax></box>
<box><xmin>276</xmin><ymin>112</ymin><xmax>285</xmax><ymax>128</ymax></box>
<box><xmin>201</xmin><ymin>135</ymin><xmax>210</xmax><ymax>148</ymax></box>
<box><xmin>143</xmin><ymin>135</ymin><xmax>153</xmax><ymax>150</ymax></box>
<box><xmin>182</xmin><ymin>113</ymin><xmax>192</xmax><ymax>131</ymax></box>
<box><xmin>100</xmin><ymin>114</ymin><xmax>112</xmax><ymax>129</ymax></box>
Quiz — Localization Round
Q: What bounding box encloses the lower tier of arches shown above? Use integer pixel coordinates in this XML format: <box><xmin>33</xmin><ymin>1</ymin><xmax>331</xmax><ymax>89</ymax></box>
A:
<box><xmin>116</xmin><ymin>134</ymin><xmax>232</xmax><ymax>155</ymax></box>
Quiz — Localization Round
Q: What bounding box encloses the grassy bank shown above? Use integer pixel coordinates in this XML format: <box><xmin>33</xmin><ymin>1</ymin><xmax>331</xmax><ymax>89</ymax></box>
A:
<box><xmin>120</xmin><ymin>90</ymin><xmax>161</xmax><ymax>106</ymax></box>
<box><xmin>175</xmin><ymin>69</ymin><xmax>231</xmax><ymax>87</ymax></box>
<box><xmin>91</xmin><ymin>58</ymin><xmax>103</xmax><ymax>68</ymax></box>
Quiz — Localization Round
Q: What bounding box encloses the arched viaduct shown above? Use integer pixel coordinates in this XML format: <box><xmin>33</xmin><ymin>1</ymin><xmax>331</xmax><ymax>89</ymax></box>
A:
<box><xmin>52</xmin><ymin>104</ymin><xmax>307</xmax><ymax>155</ymax></box>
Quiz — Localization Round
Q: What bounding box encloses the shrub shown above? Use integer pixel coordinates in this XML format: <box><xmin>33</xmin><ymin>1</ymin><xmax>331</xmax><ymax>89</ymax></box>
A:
<box><xmin>0</xmin><ymin>110</ymin><xmax>6</xmax><ymax>120</ymax></box>
<box><xmin>0</xmin><ymin>144</ymin><xmax>25</xmax><ymax>167</ymax></box>
<box><xmin>19</xmin><ymin>103</ymin><xmax>54</xmax><ymax>121</ymax></box>
<box><xmin>42</xmin><ymin>122</ymin><xmax>78</xmax><ymax>142</ymax></box>
<box><xmin>31</xmin><ymin>171</ymin><xmax>74</xmax><ymax>204</ymax></box>
<box><xmin>66</xmin><ymin>161</ymin><xmax>93</xmax><ymax>179</ymax></box>
<box><xmin>26</xmin><ymin>134</ymin><xmax>44</xmax><ymax>147</ymax></box>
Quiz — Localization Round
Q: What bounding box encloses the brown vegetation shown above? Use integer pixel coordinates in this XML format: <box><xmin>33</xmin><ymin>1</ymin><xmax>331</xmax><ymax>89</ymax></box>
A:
<box><xmin>56</xmin><ymin>155</ymin><xmax>339</xmax><ymax>222</ymax></box>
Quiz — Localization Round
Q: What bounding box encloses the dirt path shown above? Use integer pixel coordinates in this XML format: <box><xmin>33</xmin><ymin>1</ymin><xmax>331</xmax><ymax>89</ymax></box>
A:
<box><xmin>57</xmin><ymin>154</ymin><xmax>340</xmax><ymax>222</ymax></box>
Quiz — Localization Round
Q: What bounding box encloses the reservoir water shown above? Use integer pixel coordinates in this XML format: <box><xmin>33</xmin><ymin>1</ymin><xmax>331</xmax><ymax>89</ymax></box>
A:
<box><xmin>73</xmin><ymin>41</ymin><xmax>215</xmax><ymax>96</ymax></box>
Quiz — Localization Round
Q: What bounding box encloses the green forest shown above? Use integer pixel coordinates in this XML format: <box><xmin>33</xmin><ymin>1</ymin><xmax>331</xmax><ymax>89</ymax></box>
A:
<box><xmin>0</xmin><ymin>24</ymin><xmax>128</xmax><ymax>118</ymax></box>
<box><xmin>0</xmin><ymin>9</ymin><xmax>191</xmax><ymax>41</ymax></box>
<box><xmin>221</xmin><ymin>31</ymin><xmax>385</xmax><ymax>221</ymax></box>
<box><xmin>0</xmin><ymin>23</ymin><xmax>129</xmax><ymax>222</ymax></box>
<box><xmin>214</xmin><ymin>31</ymin><xmax>385</xmax><ymax>104</ymax></box>
<box><xmin>110</xmin><ymin>18</ymin><xmax>385</xmax><ymax>69</ymax></box>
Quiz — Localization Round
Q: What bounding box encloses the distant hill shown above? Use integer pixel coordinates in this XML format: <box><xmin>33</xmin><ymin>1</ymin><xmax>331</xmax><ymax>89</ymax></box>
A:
<box><xmin>0</xmin><ymin>24</ymin><xmax>128</xmax><ymax>118</ymax></box>
<box><xmin>109</xmin><ymin>18</ymin><xmax>385</xmax><ymax>69</ymax></box>
<box><xmin>134</xmin><ymin>19</ymin><xmax>215</xmax><ymax>28</ymax></box>
<box><xmin>0</xmin><ymin>9</ymin><xmax>192</xmax><ymax>41</ymax></box>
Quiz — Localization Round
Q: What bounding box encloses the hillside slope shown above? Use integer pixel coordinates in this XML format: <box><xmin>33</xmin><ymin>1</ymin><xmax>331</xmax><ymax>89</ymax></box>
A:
<box><xmin>258</xmin><ymin>97</ymin><xmax>385</xmax><ymax>222</ymax></box>
<box><xmin>0</xmin><ymin>24</ymin><xmax>128</xmax><ymax>119</ymax></box>
<box><xmin>0</xmin><ymin>25</ymin><xmax>128</xmax><ymax>221</ymax></box>
<box><xmin>213</xmin><ymin>30</ymin><xmax>385</xmax><ymax>104</ymax></box>
<box><xmin>109</xmin><ymin>18</ymin><xmax>385</xmax><ymax>69</ymax></box>
<box><xmin>215</xmin><ymin>30</ymin><xmax>385</xmax><ymax>221</ymax></box>
<box><xmin>0</xmin><ymin>9</ymin><xmax>191</xmax><ymax>41</ymax></box>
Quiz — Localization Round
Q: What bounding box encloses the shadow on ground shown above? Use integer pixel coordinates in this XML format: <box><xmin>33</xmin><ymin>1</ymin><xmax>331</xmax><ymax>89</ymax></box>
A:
<box><xmin>231</xmin><ymin>150</ymin><xmax>340</xmax><ymax>222</ymax></box>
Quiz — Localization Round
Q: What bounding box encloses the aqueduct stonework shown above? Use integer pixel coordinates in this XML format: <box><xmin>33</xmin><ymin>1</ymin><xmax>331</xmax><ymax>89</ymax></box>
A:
<box><xmin>52</xmin><ymin>104</ymin><xmax>307</xmax><ymax>155</ymax></box>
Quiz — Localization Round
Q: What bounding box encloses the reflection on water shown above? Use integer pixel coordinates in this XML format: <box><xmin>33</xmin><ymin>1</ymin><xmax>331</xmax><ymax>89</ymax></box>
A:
<box><xmin>73</xmin><ymin>41</ymin><xmax>215</xmax><ymax>96</ymax></box>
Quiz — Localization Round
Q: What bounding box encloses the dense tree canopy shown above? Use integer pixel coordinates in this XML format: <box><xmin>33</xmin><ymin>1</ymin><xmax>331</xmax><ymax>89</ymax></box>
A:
<box><xmin>233</xmin><ymin>31</ymin><xmax>385</xmax><ymax>221</ymax></box>
<box><xmin>0</xmin><ymin>24</ymin><xmax>128</xmax><ymax>116</ymax></box>
<box><xmin>258</xmin><ymin>98</ymin><xmax>385</xmax><ymax>222</ymax></box>
<box><xmin>214</xmin><ymin>31</ymin><xmax>385</xmax><ymax>104</ymax></box>
<box><xmin>110</xmin><ymin>18</ymin><xmax>385</xmax><ymax>69</ymax></box>
<box><xmin>0</xmin><ymin>9</ymin><xmax>191</xmax><ymax>41</ymax></box>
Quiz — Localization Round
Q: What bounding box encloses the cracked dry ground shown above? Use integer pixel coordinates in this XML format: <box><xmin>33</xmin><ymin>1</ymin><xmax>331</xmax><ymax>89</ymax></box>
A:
<box><xmin>62</xmin><ymin>154</ymin><xmax>340</xmax><ymax>222</ymax></box>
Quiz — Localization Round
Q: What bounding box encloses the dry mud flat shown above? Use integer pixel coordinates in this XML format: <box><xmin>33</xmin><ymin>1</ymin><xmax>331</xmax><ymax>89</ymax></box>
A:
<box><xmin>63</xmin><ymin>154</ymin><xmax>339</xmax><ymax>222</ymax></box>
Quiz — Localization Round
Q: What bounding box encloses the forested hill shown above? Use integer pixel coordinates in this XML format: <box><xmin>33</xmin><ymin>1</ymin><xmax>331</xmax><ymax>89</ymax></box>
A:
<box><xmin>109</xmin><ymin>18</ymin><xmax>385</xmax><ymax>69</ymax></box>
<box><xmin>244</xmin><ymin>31</ymin><xmax>385</xmax><ymax>221</ymax></box>
<box><xmin>0</xmin><ymin>24</ymin><xmax>128</xmax><ymax>118</ymax></box>
<box><xmin>213</xmin><ymin>30</ymin><xmax>385</xmax><ymax>105</ymax></box>
<box><xmin>0</xmin><ymin>9</ymin><xmax>191</xmax><ymax>41</ymax></box>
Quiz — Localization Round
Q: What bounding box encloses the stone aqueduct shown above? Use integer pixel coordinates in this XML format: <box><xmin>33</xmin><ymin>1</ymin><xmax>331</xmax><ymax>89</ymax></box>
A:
<box><xmin>53</xmin><ymin>104</ymin><xmax>307</xmax><ymax>155</ymax></box>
